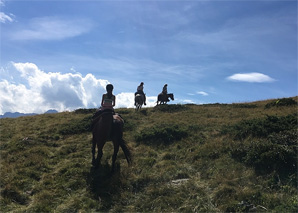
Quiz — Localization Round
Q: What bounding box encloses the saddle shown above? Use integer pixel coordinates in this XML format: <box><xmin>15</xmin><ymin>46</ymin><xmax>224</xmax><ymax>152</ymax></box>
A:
<box><xmin>91</xmin><ymin>110</ymin><xmax>124</xmax><ymax>130</ymax></box>
<box><xmin>113</xmin><ymin>114</ymin><xmax>124</xmax><ymax>123</ymax></box>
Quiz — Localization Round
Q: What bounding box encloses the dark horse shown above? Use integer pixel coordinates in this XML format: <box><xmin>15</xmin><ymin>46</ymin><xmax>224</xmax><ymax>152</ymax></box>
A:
<box><xmin>157</xmin><ymin>93</ymin><xmax>174</xmax><ymax>105</ymax></box>
<box><xmin>92</xmin><ymin>111</ymin><xmax>132</xmax><ymax>172</ymax></box>
<box><xmin>135</xmin><ymin>94</ymin><xmax>144</xmax><ymax>111</ymax></box>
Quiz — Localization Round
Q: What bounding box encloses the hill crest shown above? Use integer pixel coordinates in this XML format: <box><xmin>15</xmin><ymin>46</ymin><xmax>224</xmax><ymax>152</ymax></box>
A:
<box><xmin>0</xmin><ymin>97</ymin><xmax>297</xmax><ymax>212</ymax></box>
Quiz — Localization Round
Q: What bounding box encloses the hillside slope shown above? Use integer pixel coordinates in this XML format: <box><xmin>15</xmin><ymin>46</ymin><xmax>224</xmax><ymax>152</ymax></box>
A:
<box><xmin>0</xmin><ymin>97</ymin><xmax>297</xmax><ymax>212</ymax></box>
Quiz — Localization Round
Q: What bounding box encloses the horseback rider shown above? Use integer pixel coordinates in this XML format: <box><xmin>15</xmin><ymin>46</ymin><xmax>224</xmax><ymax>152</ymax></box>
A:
<box><xmin>101</xmin><ymin>84</ymin><xmax>116</xmax><ymax>110</ymax></box>
<box><xmin>93</xmin><ymin>84</ymin><xmax>115</xmax><ymax>119</ymax></box>
<box><xmin>162</xmin><ymin>84</ymin><xmax>169</xmax><ymax>101</ymax></box>
<box><xmin>135</xmin><ymin>82</ymin><xmax>146</xmax><ymax>105</ymax></box>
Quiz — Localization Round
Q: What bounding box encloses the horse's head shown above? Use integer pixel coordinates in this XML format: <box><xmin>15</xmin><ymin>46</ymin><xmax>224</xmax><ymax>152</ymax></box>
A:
<box><xmin>168</xmin><ymin>93</ymin><xmax>174</xmax><ymax>100</ymax></box>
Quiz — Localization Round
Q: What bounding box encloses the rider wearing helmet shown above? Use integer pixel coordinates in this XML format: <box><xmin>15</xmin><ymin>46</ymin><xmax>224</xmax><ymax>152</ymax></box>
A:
<box><xmin>135</xmin><ymin>82</ymin><xmax>146</xmax><ymax>105</ymax></box>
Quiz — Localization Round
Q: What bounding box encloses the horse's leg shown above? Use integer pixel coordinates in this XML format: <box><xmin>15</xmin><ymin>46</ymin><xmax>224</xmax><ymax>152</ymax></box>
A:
<box><xmin>94</xmin><ymin>140</ymin><xmax>105</xmax><ymax>168</ymax></box>
<box><xmin>167</xmin><ymin>95</ymin><xmax>170</xmax><ymax>102</ymax></box>
<box><xmin>111</xmin><ymin>141</ymin><xmax>119</xmax><ymax>173</ymax></box>
<box><xmin>92</xmin><ymin>137</ymin><xmax>96</xmax><ymax>166</ymax></box>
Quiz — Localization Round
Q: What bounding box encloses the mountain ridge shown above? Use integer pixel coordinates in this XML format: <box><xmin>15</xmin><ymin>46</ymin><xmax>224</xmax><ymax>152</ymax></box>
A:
<box><xmin>0</xmin><ymin>109</ymin><xmax>58</xmax><ymax>118</ymax></box>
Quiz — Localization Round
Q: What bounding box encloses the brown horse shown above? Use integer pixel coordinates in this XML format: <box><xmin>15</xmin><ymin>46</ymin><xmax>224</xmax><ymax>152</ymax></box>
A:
<box><xmin>157</xmin><ymin>93</ymin><xmax>174</xmax><ymax>105</ymax></box>
<box><xmin>92</xmin><ymin>111</ymin><xmax>131</xmax><ymax>172</ymax></box>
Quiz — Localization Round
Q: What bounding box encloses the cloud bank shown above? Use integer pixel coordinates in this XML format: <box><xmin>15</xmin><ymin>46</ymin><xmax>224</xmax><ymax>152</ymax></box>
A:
<box><xmin>0</xmin><ymin>62</ymin><xmax>156</xmax><ymax>115</ymax></box>
<box><xmin>227</xmin><ymin>72</ymin><xmax>275</xmax><ymax>83</ymax></box>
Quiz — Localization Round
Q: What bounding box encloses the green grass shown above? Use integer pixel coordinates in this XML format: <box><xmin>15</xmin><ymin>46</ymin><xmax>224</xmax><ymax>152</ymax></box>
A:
<box><xmin>0</xmin><ymin>97</ymin><xmax>297</xmax><ymax>212</ymax></box>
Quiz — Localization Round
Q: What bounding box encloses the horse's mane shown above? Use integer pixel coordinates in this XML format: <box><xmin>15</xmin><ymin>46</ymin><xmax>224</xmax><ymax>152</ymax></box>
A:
<box><xmin>91</xmin><ymin>111</ymin><xmax>113</xmax><ymax>130</ymax></box>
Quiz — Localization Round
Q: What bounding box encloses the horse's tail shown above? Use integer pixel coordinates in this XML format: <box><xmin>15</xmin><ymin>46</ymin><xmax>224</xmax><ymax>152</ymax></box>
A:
<box><xmin>120</xmin><ymin>139</ymin><xmax>132</xmax><ymax>164</ymax></box>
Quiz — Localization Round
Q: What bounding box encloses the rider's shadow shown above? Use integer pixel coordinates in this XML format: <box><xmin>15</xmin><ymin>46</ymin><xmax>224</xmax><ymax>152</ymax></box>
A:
<box><xmin>86</xmin><ymin>162</ymin><xmax>122</xmax><ymax>209</ymax></box>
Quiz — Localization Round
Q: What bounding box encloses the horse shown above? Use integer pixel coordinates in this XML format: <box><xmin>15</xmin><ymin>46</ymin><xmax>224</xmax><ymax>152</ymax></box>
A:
<box><xmin>135</xmin><ymin>94</ymin><xmax>144</xmax><ymax>111</ymax></box>
<box><xmin>91</xmin><ymin>111</ymin><xmax>132</xmax><ymax>173</ymax></box>
<box><xmin>157</xmin><ymin>93</ymin><xmax>174</xmax><ymax>105</ymax></box>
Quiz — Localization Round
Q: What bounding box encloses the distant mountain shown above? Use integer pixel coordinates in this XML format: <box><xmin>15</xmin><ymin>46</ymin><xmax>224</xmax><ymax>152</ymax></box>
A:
<box><xmin>0</xmin><ymin>112</ymin><xmax>38</xmax><ymax>118</ymax></box>
<box><xmin>44</xmin><ymin>109</ymin><xmax>58</xmax><ymax>114</ymax></box>
<box><xmin>0</xmin><ymin>109</ymin><xmax>58</xmax><ymax>118</ymax></box>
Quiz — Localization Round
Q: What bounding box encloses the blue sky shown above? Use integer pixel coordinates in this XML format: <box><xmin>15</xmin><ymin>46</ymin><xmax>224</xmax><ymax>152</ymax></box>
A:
<box><xmin>0</xmin><ymin>0</ymin><xmax>297</xmax><ymax>114</ymax></box>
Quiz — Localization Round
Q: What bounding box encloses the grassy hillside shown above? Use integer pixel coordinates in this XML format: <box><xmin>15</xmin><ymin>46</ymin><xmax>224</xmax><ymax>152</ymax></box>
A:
<box><xmin>0</xmin><ymin>97</ymin><xmax>297</xmax><ymax>212</ymax></box>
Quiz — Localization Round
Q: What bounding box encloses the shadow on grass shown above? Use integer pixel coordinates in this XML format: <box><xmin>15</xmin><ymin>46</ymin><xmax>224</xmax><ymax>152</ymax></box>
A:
<box><xmin>86</xmin><ymin>163</ymin><xmax>122</xmax><ymax>211</ymax></box>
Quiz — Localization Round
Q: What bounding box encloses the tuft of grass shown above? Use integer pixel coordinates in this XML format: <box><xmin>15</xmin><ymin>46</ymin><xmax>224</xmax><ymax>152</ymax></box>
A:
<box><xmin>153</xmin><ymin>104</ymin><xmax>189</xmax><ymax>112</ymax></box>
<box><xmin>74</xmin><ymin>108</ymin><xmax>97</xmax><ymax>114</ymax></box>
<box><xmin>135</xmin><ymin>124</ymin><xmax>188</xmax><ymax>145</ymax></box>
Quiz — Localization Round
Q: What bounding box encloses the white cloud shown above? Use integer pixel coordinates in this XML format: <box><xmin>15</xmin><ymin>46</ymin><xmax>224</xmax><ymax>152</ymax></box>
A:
<box><xmin>0</xmin><ymin>1</ymin><xmax>15</xmax><ymax>23</ymax></box>
<box><xmin>227</xmin><ymin>72</ymin><xmax>275</xmax><ymax>83</ymax></box>
<box><xmin>182</xmin><ymin>99</ymin><xmax>195</xmax><ymax>104</ymax></box>
<box><xmin>0</xmin><ymin>80</ymin><xmax>42</xmax><ymax>114</ymax></box>
<box><xmin>116</xmin><ymin>93</ymin><xmax>135</xmax><ymax>109</ymax></box>
<box><xmin>0</xmin><ymin>62</ymin><xmax>158</xmax><ymax>114</ymax></box>
<box><xmin>0</xmin><ymin>62</ymin><xmax>109</xmax><ymax>114</ymax></box>
<box><xmin>116</xmin><ymin>92</ymin><xmax>157</xmax><ymax>109</ymax></box>
<box><xmin>11</xmin><ymin>16</ymin><xmax>93</xmax><ymax>40</ymax></box>
<box><xmin>0</xmin><ymin>12</ymin><xmax>14</xmax><ymax>23</ymax></box>
<box><xmin>197</xmin><ymin>91</ymin><xmax>208</xmax><ymax>96</ymax></box>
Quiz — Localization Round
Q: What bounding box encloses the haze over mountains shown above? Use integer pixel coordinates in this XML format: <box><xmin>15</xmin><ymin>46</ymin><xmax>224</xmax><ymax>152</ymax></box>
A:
<box><xmin>0</xmin><ymin>109</ymin><xmax>58</xmax><ymax>118</ymax></box>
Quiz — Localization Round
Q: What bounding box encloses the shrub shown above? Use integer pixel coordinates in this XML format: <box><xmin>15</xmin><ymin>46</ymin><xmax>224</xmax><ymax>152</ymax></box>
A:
<box><xmin>153</xmin><ymin>104</ymin><xmax>188</xmax><ymax>113</ymax></box>
<box><xmin>222</xmin><ymin>113</ymin><xmax>297</xmax><ymax>140</ymax></box>
<box><xmin>135</xmin><ymin>124</ymin><xmax>188</xmax><ymax>145</ymax></box>
<box><xmin>59</xmin><ymin>115</ymin><xmax>92</xmax><ymax>135</ymax></box>
<box><xmin>74</xmin><ymin>108</ymin><xmax>96</xmax><ymax>114</ymax></box>
<box><xmin>1</xmin><ymin>185</ymin><xmax>29</xmax><ymax>205</ymax></box>
<box><xmin>265</xmin><ymin>98</ymin><xmax>297</xmax><ymax>109</ymax></box>
<box><xmin>230</xmin><ymin>129</ymin><xmax>297</xmax><ymax>178</ymax></box>
<box><xmin>231</xmin><ymin>103</ymin><xmax>257</xmax><ymax>108</ymax></box>
<box><xmin>123</xmin><ymin>119</ymin><xmax>136</xmax><ymax>131</ymax></box>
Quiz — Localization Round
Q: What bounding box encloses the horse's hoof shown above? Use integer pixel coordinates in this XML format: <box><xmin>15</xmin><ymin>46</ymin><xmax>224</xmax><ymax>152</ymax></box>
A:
<box><xmin>92</xmin><ymin>159</ymin><xmax>99</xmax><ymax>168</ymax></box>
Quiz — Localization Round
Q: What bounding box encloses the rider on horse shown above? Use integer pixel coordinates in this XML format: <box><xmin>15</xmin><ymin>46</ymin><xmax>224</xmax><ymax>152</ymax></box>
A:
<box><xmin>101</xmin><ymin>84</ymin><xmax>116</xmax><ymax>110</ymax></box>
<box><xmin>135</xmin><ymin>82</ymin><xmax>146</xmax><ymax>105</ymax></box>
<box><xmin>92</xmin><ymin>84</ymin><xmax>115</xmax><ymax>119</ymax></box>
<box><xmin>162</xmin><ymin>84</ymin><xmax>169</xmax><ymax>101</ymax></box>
